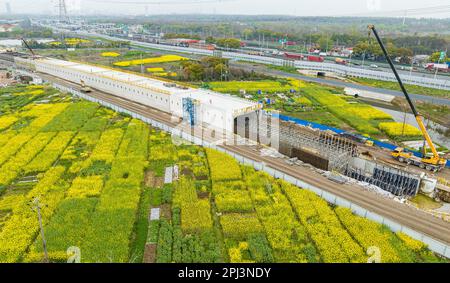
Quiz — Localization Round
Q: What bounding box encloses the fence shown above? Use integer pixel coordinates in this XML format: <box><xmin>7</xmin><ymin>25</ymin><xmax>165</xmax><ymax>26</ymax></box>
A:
<box><xmin>52</xmin><ymin>82</ymin><xmax>450</xmax><ymax>259</ymax></box>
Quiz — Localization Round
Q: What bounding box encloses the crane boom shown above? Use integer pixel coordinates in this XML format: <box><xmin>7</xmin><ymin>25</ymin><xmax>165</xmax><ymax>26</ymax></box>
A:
<box><xmin>21</xmin><ymin>38</ymin><xmax>36</xmax><ymax>57</ymax></box>
<box><xmin>367</xmin><ymin>25</ymin><xmax>440</xmax><ymax>160</ymax></box>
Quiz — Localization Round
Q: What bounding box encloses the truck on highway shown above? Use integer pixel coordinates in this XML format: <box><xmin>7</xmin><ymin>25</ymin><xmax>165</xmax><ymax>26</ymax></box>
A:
<box><xmin>284</xmin><ymin>52</ymin><xmax>303</xmax><ymax>60</ymax></box>
<box><xmin>307</xmin><ymin>55</ymin><xmax>324</xmax><ymax>62</ymax></box>
<box><xmin>335</xmin><ymin>58</ymin><xmax>348</xmax><ymax>65</ymax></box>
<box><xmin>425</xmin><ymin>63</ymin><xmax>449</xmax><ymax>73</ymax></box>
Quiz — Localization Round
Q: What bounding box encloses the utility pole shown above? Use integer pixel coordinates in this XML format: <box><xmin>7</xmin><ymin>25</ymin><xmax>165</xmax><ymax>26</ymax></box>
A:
<box><xmin>140</xmin><ymin>53</ymin><xmax>144</xmax><ymax>74</ymax></box>
<box><xmin>28</xmin><ymin>197</ymin><xmax>49</xmax><ymax>263</ymax></box>
<box><xmin>362</xmin><ymin>50</ymin><xmax>366</xmax><ymax>69</ymax></box>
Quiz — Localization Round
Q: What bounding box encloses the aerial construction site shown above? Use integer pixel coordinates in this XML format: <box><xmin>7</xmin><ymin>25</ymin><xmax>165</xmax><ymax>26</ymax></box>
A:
<box><xmin>0</xmin><ymin>0</ymin><xmax>450</xmax><ymax>269</ymax></box>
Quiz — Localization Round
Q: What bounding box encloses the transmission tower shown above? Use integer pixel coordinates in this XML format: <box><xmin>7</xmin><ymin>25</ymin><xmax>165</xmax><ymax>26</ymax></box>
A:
<box><xmin>5</xmin><ymin>2</ymin><xmax>12</xmax><ymax>15</ymax></box>
<box><xmin>57</xmin><ymin>0</ymin><xmax>69</xmax><ymax>23</ymax></box>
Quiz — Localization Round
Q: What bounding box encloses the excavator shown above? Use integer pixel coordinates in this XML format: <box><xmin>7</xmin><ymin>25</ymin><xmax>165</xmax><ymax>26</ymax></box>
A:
<box><xmin>368</xmin><ymin>25</ymin><xmax>447</xmax><ymax>172</ymax></box>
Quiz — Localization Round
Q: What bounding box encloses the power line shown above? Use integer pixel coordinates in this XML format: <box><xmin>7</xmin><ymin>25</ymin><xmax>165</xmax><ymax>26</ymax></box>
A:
<box><xmin>85</xmin><ymin>0</ymin><xmax>236</xmax><ymax>5</ymax></box>
<box><xmin>332</xmin><ymin>4</ymin><xmax>450</xmax><ymax>17</ymax></box>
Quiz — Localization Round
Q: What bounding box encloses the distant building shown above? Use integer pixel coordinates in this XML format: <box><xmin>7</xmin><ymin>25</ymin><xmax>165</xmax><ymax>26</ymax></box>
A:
<box><xmin>0</xmin><ymin>23</ymin><xmax>17</xmax><ymax>32</ymax></box>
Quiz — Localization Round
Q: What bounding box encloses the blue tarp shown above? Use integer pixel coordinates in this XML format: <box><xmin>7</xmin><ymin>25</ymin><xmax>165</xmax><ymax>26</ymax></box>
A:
<box><xmin>274</xmin><ymin>113</ymin><xmax>346</xmax><ymax>134</ymax></box>
<box><xmin>272</xmin><ymin>112</ymin><xmax>450</xmax><ymax>168</ymax></box>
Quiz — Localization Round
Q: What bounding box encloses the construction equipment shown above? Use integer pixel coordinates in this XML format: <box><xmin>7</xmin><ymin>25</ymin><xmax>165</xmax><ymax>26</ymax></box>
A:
<box><xmin>80</xmin><ymin>80</ymin><xmax>92</xmax><ymax>93</ymax></box>
<box><xmin>368</xmin><ymin>25</ymin><xmax>447</xmax><ymax>172</ymax></box>
<box><xmin>21</xmin><ymin>38</ymin><xmax>36</xmax><ymax>58</ymax></box>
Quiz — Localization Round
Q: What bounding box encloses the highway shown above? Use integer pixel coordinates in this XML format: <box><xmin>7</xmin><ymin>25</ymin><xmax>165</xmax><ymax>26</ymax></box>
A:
<box><xmin>38</xmin><ymin>25</ymin><xmax>450</xmax><ymax>92</ymax></box>
<box><xmin>242</xmin><ymin>42</ymin><xmax>450</xmax><ymax>79</ymax></box>
<box><xmin>80</xmin><ymin>39</ymin><xmax>450</xmax><ymax>106</ymax></box>
<box><xmin>37</xmin><ymin>72</ymin><xmax>450</xmax><ymax>249</ymax></box>
<box><xmin>232</xmin><ymin>62</ymin><xmax>450</xmax><ymax>106</ymax></box>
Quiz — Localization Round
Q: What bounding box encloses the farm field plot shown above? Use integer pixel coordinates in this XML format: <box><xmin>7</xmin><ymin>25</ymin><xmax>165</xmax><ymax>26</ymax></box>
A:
<box><xmin>0</xmin><ymin>85</ymin><xmax>445</xmax><ymax>263</ymax></box>
<box><xmin>113</xmin><ymin>55</ymin><xmax>189</xmax><ymax>67</ymax></box>
<box><xmin>299</xmin><ymin>84</ymin><xmax>417</xmax><ymax>137</ymax></box>
<box><xmin>208</xmin><ymin>79</ymin><xmax>304</xmax><ymax>94</ymax></box>
<box><xmin>37</xmin><ymin>49</ymin><xmax>183</xmax><ymax>79</ymax></box>
<box><xmin>207</xmin><ymin>79</ymin><xmax>421</xmax><ymax>141</ymax></box>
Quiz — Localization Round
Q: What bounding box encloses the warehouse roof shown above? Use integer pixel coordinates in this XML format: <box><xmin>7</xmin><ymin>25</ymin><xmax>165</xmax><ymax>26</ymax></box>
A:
<box><xmin>39</xmin><ymin>57</ymin><xmax>260</xmax><ymax>115</ymax></box>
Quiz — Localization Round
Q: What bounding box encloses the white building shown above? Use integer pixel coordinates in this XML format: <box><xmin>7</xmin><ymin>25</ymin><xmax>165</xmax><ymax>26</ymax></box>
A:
<box><xmin>27</xmin><ymin>57</ymin><xmax>260</xmax><ymax>132</ymax></box>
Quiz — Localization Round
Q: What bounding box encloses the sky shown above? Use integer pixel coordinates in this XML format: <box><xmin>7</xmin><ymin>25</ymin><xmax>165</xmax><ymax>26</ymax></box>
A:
<box><xmin>1</xmin><ymin>0</ymin><xmax>450</xmax><ymax>18</ymax></box>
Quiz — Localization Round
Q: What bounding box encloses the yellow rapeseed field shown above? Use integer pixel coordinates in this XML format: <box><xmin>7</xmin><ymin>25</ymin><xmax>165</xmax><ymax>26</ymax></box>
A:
<box><xmin>146</xmin><ymin>67</ymin><xmax>164</xmax><ymax>72</ymax></box>
<box><xmin>114</xmin><ymin>55</ymin><xmax>188</xmax><ymax>67</ymax></box>
<box><xmin>378</xmin><ymin>122</ymin><xmax>422</xmax><ymax>137</ymax></box>
<box><xmin>101</xmin><ymin>52</ymin><xmax>121</xmax><ymax>57</ymax></box>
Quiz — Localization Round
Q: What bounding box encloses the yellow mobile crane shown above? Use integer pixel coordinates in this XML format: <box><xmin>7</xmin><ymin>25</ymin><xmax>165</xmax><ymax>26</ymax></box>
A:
<box><xmin>368</xmin><ymin>25</ymin><xmax>447</xmax><ymax>172</ymax></box>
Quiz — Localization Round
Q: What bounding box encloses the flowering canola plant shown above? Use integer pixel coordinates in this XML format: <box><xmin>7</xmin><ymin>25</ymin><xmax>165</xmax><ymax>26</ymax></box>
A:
<box><xmin>205</xmin><ymin>148</ymin><xmax>241</xmax><ymax>181</ymax></box>
<box><xmin>101</xmin><ymin>52</ymin><xmax>121</xmax><ymax>57</ymax></box>
<box><xmin>378</xmin><ymin>122</ymin><xmax>422</xmax><ymax>137</ymax></box>
<box><xmin>113</xmin><ymin>55</ymin><xmax>188</xmax><ymax>67</ymax></box>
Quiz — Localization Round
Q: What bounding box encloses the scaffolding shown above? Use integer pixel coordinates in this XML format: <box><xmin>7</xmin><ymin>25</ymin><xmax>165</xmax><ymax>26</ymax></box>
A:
<box><xmin>264</xmin><ymin>119</ymin><xmax>357</xmax><ymax>172</ymax></box>
<box><xmin>182</xmin><ymin>97</ymin><xmax>198</xmax><ymax>127</ymax></box>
